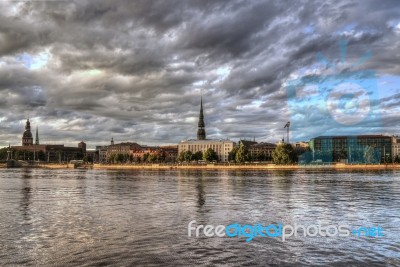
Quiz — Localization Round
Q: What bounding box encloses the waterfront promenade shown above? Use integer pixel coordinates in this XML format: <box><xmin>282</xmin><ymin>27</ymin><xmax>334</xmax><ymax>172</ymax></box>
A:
<box><xmin>94</xmin><ymin>163</ymin><xmax>400</xmax><ymax>170</ymax></box>
<box><xmin>2</xmin><ymin>162</ymin><xmax>400</xmax><ymax>170</ymax></box>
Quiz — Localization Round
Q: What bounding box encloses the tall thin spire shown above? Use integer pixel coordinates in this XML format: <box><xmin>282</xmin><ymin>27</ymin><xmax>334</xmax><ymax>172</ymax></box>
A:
<box><xmin>197</xmin><ymin>96</ymin><xmax>206</xmax><ymax>140</ymax></box>
<box><xmin>35</xmin><ymin>126</ymin><xmax>39</xmax><ymax>145</ymax></box>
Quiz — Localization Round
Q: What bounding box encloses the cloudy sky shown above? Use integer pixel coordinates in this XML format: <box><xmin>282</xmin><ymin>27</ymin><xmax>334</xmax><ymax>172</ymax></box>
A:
<box><xmin>0</xmin><ymin>0</ymin><xmax>399</xmax><ymax>148</ymax></box>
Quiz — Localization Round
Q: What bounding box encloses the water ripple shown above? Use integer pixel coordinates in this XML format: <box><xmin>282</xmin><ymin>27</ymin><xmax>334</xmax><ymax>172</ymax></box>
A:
<box><xmin>0</xmin><ymin>169</ymin><xmax>399</xmax><ymax>266</ymax></box>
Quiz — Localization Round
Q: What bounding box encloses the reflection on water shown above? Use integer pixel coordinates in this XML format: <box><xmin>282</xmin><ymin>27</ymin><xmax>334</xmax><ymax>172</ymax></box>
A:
<box><xmin>196</xmin><ymin>177</ymin><xmax>206</xmax><ymax>207</ymax></box>
<box><xmin>0</xmin><ymin>169</ymin><xmax>399</xmax><ymax>266</ymax></box>
<box><xmin>21</xmin><ymin>169</ymin><xmax>32</xmax><ymax>220</ymax></box>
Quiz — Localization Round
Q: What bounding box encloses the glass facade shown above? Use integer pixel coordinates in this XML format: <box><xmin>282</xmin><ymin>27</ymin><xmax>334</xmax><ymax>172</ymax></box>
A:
<box><xmin>309</xmin><ymin>135</ymin><xmax>392</xmax><ymax>163</ymax></box>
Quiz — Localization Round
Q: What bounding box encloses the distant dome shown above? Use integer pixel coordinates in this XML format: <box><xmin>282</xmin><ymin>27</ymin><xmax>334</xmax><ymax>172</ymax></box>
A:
<box><xmin>23</xmin><ymin>130</ymin><xmax>32</xmax><ymax>138</ymax></box>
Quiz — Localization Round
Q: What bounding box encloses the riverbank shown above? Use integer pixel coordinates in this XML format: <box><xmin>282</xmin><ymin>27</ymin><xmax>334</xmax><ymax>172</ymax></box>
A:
<box><xmin>0</xmin><ymin>163</ymin><xmax>75</xmax><ymax>169</ymax></box>
<box><xmin>92</xmin><ymin>163</ymin><xmax>400</xmax><ymax>170</ymax></box>
<box><xmin>2</xmin><ymin>162</ymin><xmax>400</xmax><ymax>170</ymax></box>
<box><xmin>37</xmin><ymin>163</ymin><xmax>93</xmax><ymax>169</ymax></box>
<box><xmin>37</xmin><ymin>163</ymin><xmax>71</xmax><ymax>169</ymax></box>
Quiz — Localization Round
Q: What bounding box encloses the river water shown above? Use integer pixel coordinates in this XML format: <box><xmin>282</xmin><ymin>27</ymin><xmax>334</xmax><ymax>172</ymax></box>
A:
<box><xmin>0</xmin><ymin>168</ymin><xmax>399</xmax><ymax>266</ymax></box>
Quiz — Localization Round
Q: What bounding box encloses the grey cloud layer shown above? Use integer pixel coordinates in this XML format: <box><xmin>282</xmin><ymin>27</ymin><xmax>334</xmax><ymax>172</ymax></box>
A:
<box><xmin>0</xmin><ymin>0</ymin><xmax>399</xmax><ymax>147</ymax></box>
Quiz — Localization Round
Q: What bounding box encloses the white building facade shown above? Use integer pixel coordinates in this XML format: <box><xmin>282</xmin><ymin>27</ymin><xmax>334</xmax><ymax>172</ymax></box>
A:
<box><xmin>178</xmin><ymin>139</ymin><xmax>234</xmax><ymax>162</ymax></box>
<box><xmin>392</xmin><ymin>136</ymin><xmax>400</xmax><ymax>161</ymax></box>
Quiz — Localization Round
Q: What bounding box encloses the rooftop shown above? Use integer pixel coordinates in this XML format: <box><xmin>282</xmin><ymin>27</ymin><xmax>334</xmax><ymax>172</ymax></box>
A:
<box><xmin>179</xmin><ymin>139</ymin><xmax>234</xmax><ymax>144</ymax></box>
<box><xmin>312</xmin><ymin>135</ymin><xmax>391</xmax><ymax>139</ymax></box>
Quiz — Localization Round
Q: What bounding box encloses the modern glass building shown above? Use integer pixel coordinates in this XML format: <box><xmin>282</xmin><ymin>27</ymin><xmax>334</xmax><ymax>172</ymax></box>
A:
<box><xmin>309</xmin><ymin>135</ymin><xmax>392</xmax><ymax>163</ymax></box>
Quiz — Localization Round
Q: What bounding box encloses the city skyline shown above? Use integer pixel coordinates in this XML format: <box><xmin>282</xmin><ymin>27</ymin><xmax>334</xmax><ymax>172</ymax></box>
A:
<box><xmin>0</xmin><ymin>1</ymin><xmax>399</xmax><ymax>148</ymax></box>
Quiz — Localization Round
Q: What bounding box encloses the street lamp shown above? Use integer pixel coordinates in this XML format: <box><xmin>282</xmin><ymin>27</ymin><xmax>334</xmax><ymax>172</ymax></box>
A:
<box><xmin>6</xmin><ymin>145</ymin><xmax>11</xmax><ymax>161</ymax></box>
<box><xmin>284</xmin><ymin>121</ymin><xmax>290</xmax><ymax>144</ymax></box>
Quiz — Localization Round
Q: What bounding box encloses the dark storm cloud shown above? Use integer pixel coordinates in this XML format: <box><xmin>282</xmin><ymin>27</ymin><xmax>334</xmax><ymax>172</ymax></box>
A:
<box><xmin>0</xmin><ymin>0</ymin><xmax>399</xmax><ymax>147</ymax></box>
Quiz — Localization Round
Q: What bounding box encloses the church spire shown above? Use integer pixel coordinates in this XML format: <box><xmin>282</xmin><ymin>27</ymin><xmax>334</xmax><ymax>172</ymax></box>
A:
<box><xmin>35</xmin><ymin>126</ymin><xmax>39</xmax><ymax>145</ymax></box>
<box><xmin>197</xmin><ymin>96</ymin><xmax>206</xmax><ymax>140</ymax></box>
<box><xmin>22</xmin><ymin>118</ymin><xmax>33</xmax><ymax>146</ymax></box>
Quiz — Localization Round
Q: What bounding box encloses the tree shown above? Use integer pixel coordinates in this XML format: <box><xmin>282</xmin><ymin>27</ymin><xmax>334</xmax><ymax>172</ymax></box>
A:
<box><xmin>184</xmin><ymin>151</ymin><xmax>193</xmax><ymax>162</ymax></box>
<box><xmin>82</xmin><ymin>155</ymin><xmax>89</xmax><ymax>163</ymax></box>
<box><xmin>108</xmin><ymin>154</ymin><xmax>115</xmax><ymax>163</ymax></box>
<box><xmin>0</xmin><ymin>147</ymin><xmax>10</xmax><ymax>160</ymax></box>
<box><xmin>203</xmin><ymin>148</ymin><xmax>218</xmax><ymax>162</ymax></box>
<box><xmin>157</xmin><ymin>151</ymin><xmax>166</xmax><ymax>163</ymax></box>
<box><xmin>116</xmin><ymin>153</ymin><xmax>125</xmax><ymax>163</ymax></box>
<box><xmin>228</xmin><ymin>146</ymin><xmax>239</xmax><ymax>162</ymax></box>
<box><xmin>177</xmin><ymin>151</ymin><xmax>193</xmax><ymax>162</ymax></box>
<box><xmin>235</xmin><ymin>143</ymin><xmax>249</xmax><ymax>163</ymax></box>
<box><xmin>14</xmin><ymin>150</ymin><xmax>21</xmax><ymax>160</ymax></box>
<box><xmin>272</xmin><ymin>143</ymin><xmax>296</xmax><ymax>164</ymax></box>
<box><xmin>143</xmin><ymin>153</ymin><xmax>150</xmax><ymax>163</ymax></box>
<box><xmin>394</xmin><ymin>155</ymin><xmax>400</xmax><ymax>163</ymax></box>
<box><xmin>192</xmin><ymin>151</ymin><xmax>203</xmax><ymax>161</ymax></box>
<box><xmin>148</xmin><ymin>154</ymin><xmax>158</xmax><ymax>163</ymax></box>
<box><xmin>177</xmin><ymin>152</ymin><xmax>184</xmax><ymax>162</ymax></box>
